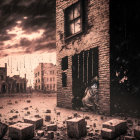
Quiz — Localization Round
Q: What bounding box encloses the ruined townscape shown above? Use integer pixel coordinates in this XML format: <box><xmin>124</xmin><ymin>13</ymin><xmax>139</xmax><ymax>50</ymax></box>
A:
<box><xmin>0</xmin><ymin>0</ymin><xmax>140</xmax><ymax>140</ymax></box>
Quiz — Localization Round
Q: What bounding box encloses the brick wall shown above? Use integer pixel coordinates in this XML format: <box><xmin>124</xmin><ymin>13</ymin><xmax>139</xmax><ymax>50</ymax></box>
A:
<box><xmin>56</xmin><ymin>0</ymin><xmax>110</xmax><ymax>114</ymax></box>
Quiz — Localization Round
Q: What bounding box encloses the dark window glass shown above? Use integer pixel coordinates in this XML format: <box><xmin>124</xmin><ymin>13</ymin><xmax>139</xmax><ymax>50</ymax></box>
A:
<box><xmin>62</xmin><ymin>72</ymin><xmax>67</xmax><ymax>87</ymax></box>
<box><xmin>62</xmin><ymin>56</ymin><xmax>68</xmax><ymax>70</ymax></box>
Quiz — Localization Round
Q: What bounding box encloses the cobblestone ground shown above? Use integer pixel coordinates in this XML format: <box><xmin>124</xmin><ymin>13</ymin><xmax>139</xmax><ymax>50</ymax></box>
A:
<box><xmin>0</xmin><ymin>91</ymin><xmax>140</xmax><ymax>140</ymax></box>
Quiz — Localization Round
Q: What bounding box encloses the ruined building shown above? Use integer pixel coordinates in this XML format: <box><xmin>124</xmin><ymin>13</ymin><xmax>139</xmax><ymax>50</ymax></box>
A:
<box><xmin>56</xmin><ymin>0</ymin><xmax>140</xmax><ymax>116</ymax></box>
<box><xmin>0</xmin><ymin>63</ymin><xmax>27</xmax><ymax>94</ymax></box>
<box><xmin>34</xmin><ymin>63</ymin><xmax>57</xmax><ymax>92</ymax></box>
<box><xmin>0</xmin><ymin>63</ymin><xmax>7</xmax><ymax>93</ymax></box>
<box><xmin>56</xmin><ymin>0</ymin><xmax>110</xmax><ymax>114</ymax></box>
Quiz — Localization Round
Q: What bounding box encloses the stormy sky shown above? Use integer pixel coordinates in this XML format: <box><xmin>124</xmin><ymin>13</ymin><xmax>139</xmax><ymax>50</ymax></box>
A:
<box><xmin>0</xmin><ymin>0</ymin><xmax>56</xmax><ymax>58</ymax></box>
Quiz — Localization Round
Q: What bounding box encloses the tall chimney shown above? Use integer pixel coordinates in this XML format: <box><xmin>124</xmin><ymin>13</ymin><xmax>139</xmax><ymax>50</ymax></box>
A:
<box><xmin>5</xmin><ymin>63</ymin><xmax>7</xmax><ymax>76</ymax></box>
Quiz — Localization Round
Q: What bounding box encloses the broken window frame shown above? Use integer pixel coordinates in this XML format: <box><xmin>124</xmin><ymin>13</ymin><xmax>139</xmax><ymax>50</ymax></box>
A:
<box><xmin>64</xmin><ymin>0</ymin><xmax>83</xmax><ymax>40</ymax></box>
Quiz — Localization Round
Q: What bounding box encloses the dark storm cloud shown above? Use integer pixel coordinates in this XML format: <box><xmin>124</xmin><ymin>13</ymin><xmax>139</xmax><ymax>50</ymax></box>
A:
<box><xmin>20</xmin><ymin>38</ymin><xmax>31</xmax><ymax>46</ymax></box>
<box><xmin>0</xmin><ymin>0</ymin><xmax>56</xmax><ymax>56</ymax></box>
<box><xmin>0</xmin><ymin>35</ymin><xmax>11</xmax><ymax>41</ymax></box>
<box><xmin>34</xmin><ymin>42</ymin><xmax>56</xmax><ymax>51</ymax></box>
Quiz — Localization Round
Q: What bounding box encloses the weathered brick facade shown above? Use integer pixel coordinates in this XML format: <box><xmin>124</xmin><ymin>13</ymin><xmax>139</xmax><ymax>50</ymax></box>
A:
<box><xmin>56</xmin><ymin>0</ymin><xmax>110</xmax><ymax>114</ymax></box>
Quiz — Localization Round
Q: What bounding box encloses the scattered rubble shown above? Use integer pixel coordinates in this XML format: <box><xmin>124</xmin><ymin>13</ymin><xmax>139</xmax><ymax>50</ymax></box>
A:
<box><xmin>0</xmin><ymin>94</ymin><xmax>139</xmax><ymax>140</ymax></box>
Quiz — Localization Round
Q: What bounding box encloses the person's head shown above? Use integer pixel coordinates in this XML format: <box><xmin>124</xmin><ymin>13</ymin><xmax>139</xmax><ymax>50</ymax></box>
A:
<box><xmin>91</xmin><ymin>76</ymin><xmax>99</xmax><ymax>85</ymax></box>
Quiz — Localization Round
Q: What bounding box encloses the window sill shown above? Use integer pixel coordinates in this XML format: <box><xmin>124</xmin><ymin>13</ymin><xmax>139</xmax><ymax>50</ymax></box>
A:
<box><xmin>65</xmin><ymin>30</ymin><xmax>83</xmax><ymax>42</ymax></box>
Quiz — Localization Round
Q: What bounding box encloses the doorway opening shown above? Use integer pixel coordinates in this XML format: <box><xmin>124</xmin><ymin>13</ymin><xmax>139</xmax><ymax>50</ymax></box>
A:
<box><xmin>72</xmin><ymin>47</ymin><xmax>99</xmax><ymax>109</ymax></box>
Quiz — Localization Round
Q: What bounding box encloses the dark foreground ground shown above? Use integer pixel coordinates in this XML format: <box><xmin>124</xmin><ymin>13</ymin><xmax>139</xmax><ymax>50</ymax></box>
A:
<box><xmin>0</xmin><ymin>92</ymin><xmax>140</xmax><ymax>140</ymax></box>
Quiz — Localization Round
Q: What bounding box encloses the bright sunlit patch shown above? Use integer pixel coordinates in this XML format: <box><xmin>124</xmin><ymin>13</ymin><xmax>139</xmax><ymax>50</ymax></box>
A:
<box><xmin>4</xmin><ymin>26</ymin><xmax>45</xmax><ymax>46</ymax></box>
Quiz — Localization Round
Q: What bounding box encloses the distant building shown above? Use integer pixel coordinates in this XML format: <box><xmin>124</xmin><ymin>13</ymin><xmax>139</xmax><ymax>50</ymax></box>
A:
<box><xmin>12</xmin><ymin>75</ymin><xmax>27</xmax><ymax>93</ymax></box>
<box><xmin>0</xmin><ymin>63</ymin><xmax>7</xmax><ymax>93</ymax></box>
<box><xmin>34</xmin><ymin>63</ymin><xmax>57</xmax><ymax>92</ymax></box>
<box><xmin>0</xmin><ymin>63</ymin><xmax>27</xmax><ymax>94</ymax></box>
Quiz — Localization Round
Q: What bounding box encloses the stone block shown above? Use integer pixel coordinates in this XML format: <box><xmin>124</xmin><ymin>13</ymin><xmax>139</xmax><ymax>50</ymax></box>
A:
<box><xmin>47</xmin><ymin>124</ymin><xmax>57</xmax><ymax>131</ymax></box>
<box><xmin>66</xmin><ymin>117</ymin><xmax>87</xmax><ymax>138</ymax></box>
<box><xmin>26</xmin><ymin>100</ymin><xmax>31</xmax><ymax>103</ymax></box>
<box><xmin>9</xmin><ymin>122</ymin><xmax>34</xmax><ymax>140</ymax></box>
<box><xmin>37</xmin><ymin>130</ymin><xmax>44</xmax><ymax>137</ymax></box>
<box><xmin>101</xmin><ymin>128</ymin><xmax>115</xmax><ymax>139</ymax></box>
<box><xmin>45</xmin><ymin>115</ymin><xmax>51</xmax><ymax>122</ymax></box>
<box><xmin>24</xmin><ymin>117</ymin><xmax>43</xmax><ymax>129</ymax></box>
<box><xmin>134</xmin><ymin>126</ymin><xmax>140</xmax><ymax>139</ymax></box>
<box><xmin>47</xmin><ymin>131</ymin><xmax>54</xmax><ymax>139</ymax></box>
<box><xmin>103</xmin><ymin>119</ymin><xmax>127</xmax><ymax>134</ymax></box>
<box><xmin>46</xmin><ymin>110</ymin><xmax>51</xmax><ymax>113</ymax></box>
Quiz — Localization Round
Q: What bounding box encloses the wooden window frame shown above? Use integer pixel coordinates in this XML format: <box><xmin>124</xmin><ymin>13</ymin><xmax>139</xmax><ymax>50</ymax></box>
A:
<box><xmin>64</xmin><ymin>0</ymin><xmax>83</xmax><ymax>40</ymax></box>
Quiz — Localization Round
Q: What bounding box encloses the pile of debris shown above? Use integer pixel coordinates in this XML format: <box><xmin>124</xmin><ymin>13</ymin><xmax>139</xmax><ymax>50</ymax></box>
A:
<box><xmin>1</xmin><ymin>108</ymin><xmax>140</xmax><ymax>140</ymax></box>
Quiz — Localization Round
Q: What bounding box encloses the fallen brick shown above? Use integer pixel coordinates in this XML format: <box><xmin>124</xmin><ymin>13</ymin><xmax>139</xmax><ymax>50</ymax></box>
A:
<box><xmin>85</xmin><ymin>116</ymin><xmax>90</xmax><ymax>120</ymax></box>
<box><xmin>73</xmin><ymin>113</ymin><xmax>78</xmax><ymax>117</ymax></box>
<box><xmin>46</xmin><ymin>110</ymin><xmax>51</xmax><ymax>113</ymax></box>
<box><xmin>9</xmin><ymin>122</ymin><xmax>34</xmax><ymax>140</ymax></box>
<box><xmin>9</xmin><ymin>117</ymin><xmax>13</xmax><ymax>121</ymax></box>
<box><xmin>26</xmin><ymin>100</ymin><xmax>31</xmax><ymax>103</ymax></box>
<box><xmin>93</xmin><ymin>123</ymin><xmax>96</xmax><ymax>127</ymax></box>
<box><xmin>47</xmin><ymin>124</ymin><xmax>57</xmax><ymax>131</ymax></box>
<box><xmin>34</xmin><ymin>114</ymin><xmax>41</xmax><ymax>118</ymax></box>
<box><xmin>47</xmin><ymin>131</ymin><xmax>54</xmax><ymax>139</ymax></box>
<box><xmin>57</xmin><ymin>112</ymin><xmax>60</xmax><ymax>115</ymax></box>
<box><xmin>7</xmin><ymin>102</ymin><xmax>12</xmax><ymax>105</ymax></box>
<box><xmin>45</xmin><ymin>115</ymin><xmax>51</xmax><ymax>122</ymax></box>
<box><xmin>12</xmin><ymin>115</ymin><xmax>18</xmax><ymax>119</ymax></box>
<box><xmin>24</xmin><ymin>107</ymin><xmax>28</xmax><ymax>110</ymax></box>
<box><xmin>66</xmin><ymin>117</ymin><xmax>87</xmax><ymax>138</ymax></box>
<box><xmin>37</xmin><ymin>130</ymin><xmax>44</xmax><ymax>137</ymax></box>
<box><xmin>24</xmin><ymin>117</ymin><xmax>43</xmax><ymax>129</ymax></box>
<box><xmin>0</xmin><ymin>106</ymin><xmax>3</xmax><ymax>109</ymax></box>
<box><xmin>27</xmin><ymin>111</ymin><xmax>30</xmax><ymax>115</ymax></box>
<box><xmin>15</xmin><ymin>101</ymin><xmax>18</xmax><ymax>104</ymax></box>
<box><xmin>67</xmin><ymin>116</ymin><xmax>72</xmax><ymax>120</ymax></box>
